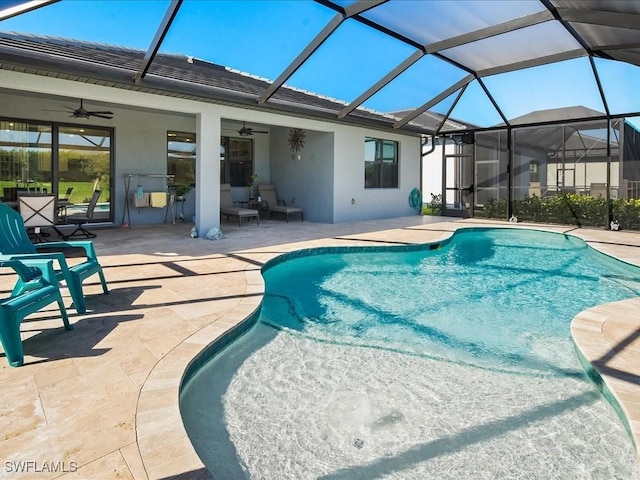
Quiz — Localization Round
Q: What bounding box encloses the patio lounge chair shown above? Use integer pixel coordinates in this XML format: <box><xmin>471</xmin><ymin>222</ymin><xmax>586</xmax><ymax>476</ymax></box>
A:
<box><xmin>57</xmin><ymin>186</ymin><xmax>73</xmax><ymax>221</ymax></box>
<box><xmin>59</xmin><ymin>187</ymin><xmax>73</xmax><ymax>202</ymax></box>
<box><xmin>0</xmin><ymin>258</ymin><xmax>72</xmax><ymax>367</ymax></box>
<box><xmin>220</xmin><ymin>183</ymin><xmax>259</xmax><ymax>226</ymax></box>
<box><xmin>259</xmin><ymin>184</ymin><xmax>303</xmax><ymax>222</ymax></box>
<box><xmin>0</xmin><ymin>203</ymin><xmax>109</xmax><ymax>314</ymax></box>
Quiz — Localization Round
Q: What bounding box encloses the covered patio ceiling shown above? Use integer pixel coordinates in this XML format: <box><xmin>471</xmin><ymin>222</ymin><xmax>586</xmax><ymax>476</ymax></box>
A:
<box><xmin>2</xmin><ymin>0</ymin><xmax>640</xmax><ymax>134</ymax></box>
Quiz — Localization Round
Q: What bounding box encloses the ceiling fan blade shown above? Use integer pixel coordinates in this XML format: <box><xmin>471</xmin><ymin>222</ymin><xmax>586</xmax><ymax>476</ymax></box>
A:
<box><xmin>88</xmin><ymin>113</ymin><xmax>113</xmax><ymax>119</ymax></box>
<box><xmin>238</xmin><ymin>121</ymin><xmax>268</xmax><ymax>136</ymax></box>
<box><xmin>43</xmin><ymin>105</ymin><xmax>77</xmax><ymax>112</ymax></box>
<box><xmin>42</xmin><ymin>100</ymin><xmax>114</xmax><ymax>120</ymax></box>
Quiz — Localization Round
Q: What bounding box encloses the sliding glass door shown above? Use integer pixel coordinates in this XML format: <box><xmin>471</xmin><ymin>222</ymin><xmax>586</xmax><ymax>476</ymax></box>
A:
<box><xmin>58</xmin><ymin>125</ymin><xmax>112</xmax><ymax>221</ymax></box>
<box><xmin>0</xmin><ymin>120</ymin><xmax>113</xmax><ymax>222</ymax></box>
<box><xmin>0</xmin><ymin>120</ymin><xmax>52</xmax><ymax>201</ymax></box>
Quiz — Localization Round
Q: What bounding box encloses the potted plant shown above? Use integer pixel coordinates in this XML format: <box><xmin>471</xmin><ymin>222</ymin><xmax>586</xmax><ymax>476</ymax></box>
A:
<box><xmin>172</xmin><ymin>183</ymin><xmax>191</xmax><ymax>200</ymax></box>
<box><xmin>248</xmin><ymin>174</ymin><xmax>263</xmax><ymax>200</ymax></box>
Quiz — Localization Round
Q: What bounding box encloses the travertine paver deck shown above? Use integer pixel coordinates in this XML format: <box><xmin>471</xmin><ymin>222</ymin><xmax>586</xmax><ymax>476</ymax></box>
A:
<box><xmin>0</xmin><ymin>216</ymin><xmax>639</xmax><ymax>478</ymax></box>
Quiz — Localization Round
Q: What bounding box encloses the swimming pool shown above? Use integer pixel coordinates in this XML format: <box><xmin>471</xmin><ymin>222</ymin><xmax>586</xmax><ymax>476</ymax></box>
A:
<box><xmin>180</xmin><ymin>227</ymin><xmax>640</xmax><ymax>479</ymax></box>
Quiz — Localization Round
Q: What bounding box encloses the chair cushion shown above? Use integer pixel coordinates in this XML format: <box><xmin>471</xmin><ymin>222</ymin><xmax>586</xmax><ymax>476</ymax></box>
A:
<box><xmin>270</xmin><ymin>205</ymin><xmax>303</xmax><ymax>214</ymax></box>
<box><xmin>221</xmin><ymin>207</ymin><xmax>259</xmax><ymax>217</ymax></box>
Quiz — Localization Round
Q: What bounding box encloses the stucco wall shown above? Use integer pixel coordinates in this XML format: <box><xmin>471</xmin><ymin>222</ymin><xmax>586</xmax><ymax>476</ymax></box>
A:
<box><xmin>1</xmin><ymin>70</ymin><xmax>422</xmax><ymax>227</ymax></box>
<box><xmin>333</xmin><ymin>127</ymin><xmax>421</xmax><ymax>223</ymax></box>
<box><xmin>113</xmin><ymin>108</ymin><xmax>196</xmax><ymax>226</ymax></box>
<box><xmin>422</xmin><ymin>144</ymin><xmax>445</xmax><ymax>201</ymax></box>
<box><xmin>269</xmin><ymin>127</ymin><xmax>334</xmax><ymax>223</ymax></box>
<box><xmin>270</xmin><ymin>125</ymin><xmax>421</xmax><ymax>224</ymax></box>
<box><xmin>0</xmin><ymin>92</ymin><xmax>197</xmax><ymax>226</ymax></box>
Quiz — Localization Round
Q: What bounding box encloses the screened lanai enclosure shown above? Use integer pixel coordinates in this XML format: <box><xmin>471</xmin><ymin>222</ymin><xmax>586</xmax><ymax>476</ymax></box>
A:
<box><xmin>432</xmin><ymin>117</ymin><xmax>640</xmax><ymax>229</ymax></box>
<box><xmin>3</xmin><ymin>0</ymin><xmax>640</xmax><ymax>229</ymax></box>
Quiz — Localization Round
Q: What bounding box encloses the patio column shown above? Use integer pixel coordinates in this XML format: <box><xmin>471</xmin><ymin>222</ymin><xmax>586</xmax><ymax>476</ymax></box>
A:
<box><xmin>195</xmin><ymin>111</ymin><xmax>221</xmax><ymax>234</ymax></box>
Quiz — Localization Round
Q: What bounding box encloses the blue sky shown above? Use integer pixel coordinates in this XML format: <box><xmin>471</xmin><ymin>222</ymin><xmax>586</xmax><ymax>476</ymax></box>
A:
<box><xmin>2</xmin><ymin>0</ymin><xmax>640</xmax><ymax>128</ymax></box>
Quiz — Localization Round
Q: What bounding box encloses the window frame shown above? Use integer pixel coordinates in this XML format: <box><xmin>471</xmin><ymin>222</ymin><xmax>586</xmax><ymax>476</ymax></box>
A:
<box><xmin>220</xmin><ymin>136</ymin><xmax>254</xmax><ymax>187</ymax></box>
<box><xmin>167</xmin><ymin>131</ymin><xmax>196</xmax><ymax>187</ymax></box>
<box><xmin>364</xmin><ymin>137</ymin><xmax>399</xmax><ymax>189</ymax></box>
<box><xmin>0</xmin><ymin>117</ymin><xmax>114</xmax><ymax>222</ymax></box>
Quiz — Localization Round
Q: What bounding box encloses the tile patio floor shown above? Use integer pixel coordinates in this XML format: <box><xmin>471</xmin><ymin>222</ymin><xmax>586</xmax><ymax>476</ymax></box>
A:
<box><xmin>1</xmin><ymin>215</ymin><xmax>640</xmax><ymax>479</ymax></box>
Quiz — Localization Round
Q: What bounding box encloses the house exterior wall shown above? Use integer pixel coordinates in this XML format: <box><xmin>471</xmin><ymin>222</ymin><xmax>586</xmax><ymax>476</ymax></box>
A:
<box><xmin>270</xmin><ymin>126</ymin><xmax>334</xmax><ymax>224</ymax></box>
<box><xmin>114</xmin><ymin>107</ymin><xmax>198</xmax><ymax>225</ymax></box>
<box><xmin>0</xmin><ymin>69</ymin><xmax>421</xmax><ymax>229</ymax></box>
<box><xmin>333</xmin><ymin>127</ymin><xmax>421</xmax><ymax>223</ymax></box>
<box><xmin>422</xmin><ymin>143</ymin><xmax>446</xmax><ymax>202</ymax></box>
<box><xmin>0</xmin><ymin>91</ymin><xmax>198</xmax><ymax>226</ymax></box>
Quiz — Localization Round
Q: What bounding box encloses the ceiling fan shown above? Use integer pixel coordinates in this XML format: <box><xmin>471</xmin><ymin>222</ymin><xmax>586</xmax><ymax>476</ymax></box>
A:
<box><xmin>238</xmin><ymin>122</ymin><xmax>268</xmax><ymax>136</ymax></box>
<box><xmin>44</xmin><ymin>99</ymin><xmax>114</xmax><ymax>119</ymax></box>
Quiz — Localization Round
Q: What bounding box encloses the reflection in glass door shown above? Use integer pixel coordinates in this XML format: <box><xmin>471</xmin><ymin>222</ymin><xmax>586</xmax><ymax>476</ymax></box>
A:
<box><xmin>0</xmin><ymin>121</ymin><xmax>52</xmax><ymax>201</ymax></box>
<box><xmin>57</xmin><ymin>126</ymin><xmax>113</xmax><ymax>221</ymax></box>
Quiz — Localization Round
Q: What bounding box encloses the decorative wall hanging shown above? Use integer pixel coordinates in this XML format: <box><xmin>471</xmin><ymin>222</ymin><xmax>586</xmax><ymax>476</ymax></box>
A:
<box><xmin>288</xmin><ymin>128</ymin><xmax>306</xmax><ymax>153</ymax></box>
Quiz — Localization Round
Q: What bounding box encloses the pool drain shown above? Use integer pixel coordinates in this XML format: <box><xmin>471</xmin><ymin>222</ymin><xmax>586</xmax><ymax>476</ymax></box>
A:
<box><xmin>353</xmin><ymin>438</ymin><xmax>365</xmax><ymax>449</ymax></box>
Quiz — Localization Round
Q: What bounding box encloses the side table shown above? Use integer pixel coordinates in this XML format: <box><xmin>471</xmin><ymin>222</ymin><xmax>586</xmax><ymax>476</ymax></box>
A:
<box><xmin>175</xmin><ymin>197</ymin><xmax>187</xmax><ymax>222</ymax></box>
<box><xmin>243</xmin><ymin>200</ymin><xmax>265</xmax><ymax>219</ymax></box>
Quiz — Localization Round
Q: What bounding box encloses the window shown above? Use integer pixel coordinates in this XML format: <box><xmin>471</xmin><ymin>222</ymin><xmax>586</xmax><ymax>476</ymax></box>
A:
<box><xmin>0</xmin><ymin>120</ymin><xmax>51</xmax><ymax>195</ymax></box>
<box><xmin>365</xmin><ymin>137</ymin><xmax>398</xmax><ymax>188</ymax></box>
<box><xmin>58</xmin><ymin>125</ymin><xmax>112</xmax><ymax>215</ymax></box>
<box><xmin>167</xmin><ymin>131</ymin><xmax>195</xmax><ymax>186</ymax></box>
<box><xmin>0</xmin><ymin>119</ymin><xmax>114</xmax><ymax>220</ymax></box>
<box><xmin>529</xmin><ymin>161</ymin><xmax>539</xmax><ymax>182</ymax></box>
<box><xmin>220</xmin><ymin>137</ymin><xmax>253</xmax><ymax>186</ymax></box>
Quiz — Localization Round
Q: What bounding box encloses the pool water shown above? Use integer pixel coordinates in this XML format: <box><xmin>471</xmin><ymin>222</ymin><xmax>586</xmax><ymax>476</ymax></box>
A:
<box><xmin>180</xmin><ymin>228</ymin><xmax>640</xmax><ymax>479</ymax></box>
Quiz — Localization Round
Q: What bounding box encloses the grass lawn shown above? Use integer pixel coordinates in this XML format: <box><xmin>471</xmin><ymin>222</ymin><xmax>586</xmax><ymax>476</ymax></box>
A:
<box><xmin>1</xmin><ymin>181</ymin><xmax>107</xmax><ymax>204</ymax></box>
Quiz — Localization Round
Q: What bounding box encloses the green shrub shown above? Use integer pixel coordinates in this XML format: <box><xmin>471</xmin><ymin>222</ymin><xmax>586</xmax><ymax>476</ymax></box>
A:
<box><xmin>482</xmin><ymin>194</ymin><xmax>640</xmax><ymax>230</ymax></box>
<box><xmin>422</xmin><ymin>193</ymin><xmax>442</xmax><ymax>216</ymax></box>
<box><xmin>611</xmin><ymin>199</ymin><xmax>640</xmax><ymax>230</ymax></box>
<box><xmin>482</xmin><ymin>196</ymin><xmax>507</xmax><ymax>218</ymax></box>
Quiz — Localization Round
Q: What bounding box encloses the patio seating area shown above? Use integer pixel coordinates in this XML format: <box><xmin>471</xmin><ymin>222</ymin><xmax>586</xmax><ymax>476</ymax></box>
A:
<box><xmin>1</xmin><ymin>216</ymin><xmax>640</xmax><ymax>478</ymax></box>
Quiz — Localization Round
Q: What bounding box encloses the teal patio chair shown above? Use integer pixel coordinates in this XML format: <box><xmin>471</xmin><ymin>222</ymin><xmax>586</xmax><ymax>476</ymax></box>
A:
<box><xmin>0</xmin><ymin>204</ymin><xmax>109</xmax><ymax>314</ymax></box>
<box><xmin>0</xmin><ymin>258</ymin><xmax>72</xmax><ymax>367</ymax></box>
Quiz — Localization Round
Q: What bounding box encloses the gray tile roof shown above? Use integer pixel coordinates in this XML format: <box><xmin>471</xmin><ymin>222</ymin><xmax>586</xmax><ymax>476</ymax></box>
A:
<box><xmin>0</xmin><ymin>31</ymin><xmax>425</xmax><ymax>134</ymax></box>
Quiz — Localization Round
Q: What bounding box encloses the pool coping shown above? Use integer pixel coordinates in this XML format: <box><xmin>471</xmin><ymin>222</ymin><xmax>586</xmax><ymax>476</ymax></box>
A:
<box><xmin>134</xmin><ymin>222</ymin><xmax>640</xmax><ymax>478</ymax></box>
<box><xmin>136</xmin><ymin>266</ymin><xmax>266</xmax><ymax>479</ymax></box>
<box><xmin>571</xmin><ymin>298</ymin><xmax>640</xmax><ymax>450</ymax></box>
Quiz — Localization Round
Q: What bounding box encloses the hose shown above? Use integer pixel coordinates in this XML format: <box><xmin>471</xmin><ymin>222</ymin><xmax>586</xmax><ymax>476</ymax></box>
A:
<box><xmin>409</xmin><ymin>188</ymin><xmax>422</xmax><ymax>210</ymax></box>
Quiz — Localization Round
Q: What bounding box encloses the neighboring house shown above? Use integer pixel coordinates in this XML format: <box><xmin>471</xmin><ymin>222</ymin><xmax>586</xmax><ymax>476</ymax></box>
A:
<box><xmin>0</xmin><ymin>32</ymin><xmax>423</xmax><ymax>234</ymax></box>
